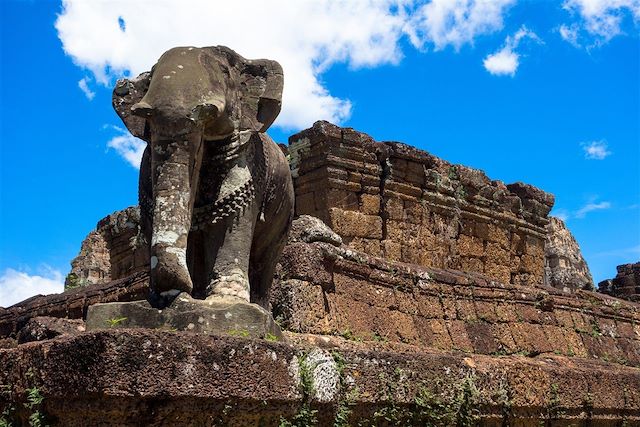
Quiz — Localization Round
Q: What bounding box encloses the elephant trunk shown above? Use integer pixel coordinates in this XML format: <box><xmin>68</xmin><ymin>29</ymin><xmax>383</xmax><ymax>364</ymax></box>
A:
<box><xmin>148</xmin><ymin>127</ymin><xmax>203</xmax><ymax>302</ymax></box>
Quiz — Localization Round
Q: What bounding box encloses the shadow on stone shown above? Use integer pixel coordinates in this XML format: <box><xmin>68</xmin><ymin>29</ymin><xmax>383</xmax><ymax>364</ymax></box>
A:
<box><xmin>86</xmin><ymin>293</ymin><xmax>283</xmax><ymax>340</ymax></box>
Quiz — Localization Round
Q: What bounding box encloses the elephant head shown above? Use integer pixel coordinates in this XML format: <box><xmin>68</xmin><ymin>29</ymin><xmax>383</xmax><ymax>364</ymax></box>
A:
<box><xmin>112</xmin><ymin>46</ymin><xmax>284</xmax><ymax>301</ymax></box>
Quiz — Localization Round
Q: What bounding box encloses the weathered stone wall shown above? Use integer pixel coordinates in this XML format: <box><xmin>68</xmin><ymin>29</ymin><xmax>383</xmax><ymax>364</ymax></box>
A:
<box><xmin>65</xmin><ymin>207</ymin><xmax>148</xmax><ymax>289</ymax></box>
<box><xmin>1</xmin><ymin>330</ymin><xmax>639</xmax><ymax>426</ymax></box>
<box><xmin>273</xmin><ymin>240</ymin><xmax>640</xmax><ymax>366</ymax></box>
<box><xmin>544</xmin><ymin>216</ymin><xmax>594</xmax><ymax>292</ymax></box>
<box><xmin>290</xmin><ymin>121</ymin><xmax>554</xmax><ymax>287</ymax></box>
<box><xmin>2</xmin><ymin>218</ymin><xmax>639</xmax><ymax>425</ymax></box>
<box><xmin>599</xmin><ymin>262</ymin><xmax>640</xmax><ymax>302</ymax></box>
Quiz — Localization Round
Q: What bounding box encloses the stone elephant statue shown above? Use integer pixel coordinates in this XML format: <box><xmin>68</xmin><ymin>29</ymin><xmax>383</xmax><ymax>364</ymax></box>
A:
<box><xmin>112</xmin><ymin>46</ymin><xmax>294</xmax><ymax>310</ymax></box>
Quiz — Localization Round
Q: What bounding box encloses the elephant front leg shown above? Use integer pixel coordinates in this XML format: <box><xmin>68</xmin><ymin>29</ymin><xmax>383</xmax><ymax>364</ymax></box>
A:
<box><xmin>149</xmin><ymin>132</ymin><xmax>202</xmax><ymax>301</ymax></box>
<box><xmin>203</xmin><ymin>205</ymin><xmax>256</xmax><ymax>302</ymax></box>
<box><xmin>201</xmin><ymin>159</ymin><xmax>257</xmax><ymax>302</ymax></box>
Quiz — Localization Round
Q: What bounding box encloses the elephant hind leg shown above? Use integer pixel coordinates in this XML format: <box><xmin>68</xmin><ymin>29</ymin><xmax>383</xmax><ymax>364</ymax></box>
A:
<box><xmin>249</xmin><ymin>226</ymin><xmax>289</xmax><ymax>310</ymax></box>
<box><xmin>249</xmin><ymin>134</ymin><xmax>295</xmax><ymax>309</ymax></box>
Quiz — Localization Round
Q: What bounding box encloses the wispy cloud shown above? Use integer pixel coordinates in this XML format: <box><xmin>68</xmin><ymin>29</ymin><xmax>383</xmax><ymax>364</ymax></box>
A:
<box><xmin>78</xmin><ymin>76</ymin><xmax>95</xmax><ymax>100</ymax></box>
<box><xmin>561</xmin><ymin>0</ymin><xmax>640</xmax><ymax>48</ymax></box>
<box><xmin>581</xmin><ymin>140</ymin><xmax>611</xmax><ymax>159</ymax></box>
<box><xmin>0</xmin><ymin>266</ymin><xmax>64</xmax><ymax>308</ymax></box>
<box><xmin>591</xmin><ymin>244</ymin><xmax>640</xmax><ymax>258</ymax></box>
<box><xmin>483</xmin><ymin>26</ymin><xmax>542</xmax><ymax>76</ymax></box>
<box><xmin>554</xmin><ymin>198</ymin><xmax>613</xmax><ymax>220</ymax></box>
<box><xmin>575</xmin><ymin>201</ymin><xmax>612</xmax><ymax>218</ymax></box>
<box><xmin>106</xmin><ymin>126</ymin><xmax>146</xmax><ymax>169</ymax></box>
<box><xmin>559</xmin><ymin>23</ymin><xmax>582</xmax><ymax>47</ymax></box>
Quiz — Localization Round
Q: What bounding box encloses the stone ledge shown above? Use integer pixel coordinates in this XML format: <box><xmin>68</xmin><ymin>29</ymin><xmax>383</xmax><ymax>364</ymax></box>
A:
<box><xmin>274</xmin><ymin>241</ymin><xmax>640</xmax><ymax>367</ymax></box>
<box><xmin>0</xmin><ymin>271</ymin><xmax>149</xmax><ymax>338</ymax></box>
<box><xmin>1</xmin><ymin>330</ymin><xmax>639</xmax><ymax>426</ymax></box>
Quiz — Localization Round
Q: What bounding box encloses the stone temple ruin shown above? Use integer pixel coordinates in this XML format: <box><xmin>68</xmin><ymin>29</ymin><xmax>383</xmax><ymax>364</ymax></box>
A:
<box><xmin>1</xmin><ymin>46</ymin><xmax>639</xmax><ymax>426</ymax></box>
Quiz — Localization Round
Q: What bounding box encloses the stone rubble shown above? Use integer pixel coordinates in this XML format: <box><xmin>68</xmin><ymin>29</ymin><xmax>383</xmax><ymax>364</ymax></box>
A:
<box><xmin>65</xmin><ymin>206</ymin><xmax>147</xmax><ymax>289</ymax></box>
<box><xmin>599</xmin><ymin>262</ymin><xmax>640</xmax><ymax>302</ymax></box>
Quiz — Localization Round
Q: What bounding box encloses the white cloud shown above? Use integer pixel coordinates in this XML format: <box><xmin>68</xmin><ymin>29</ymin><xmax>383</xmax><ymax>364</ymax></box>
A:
<box><xmin>581</xmin><ymin>140</ymin><xmax>612</xmax><ymax>159</ymax></box>
<box><xmin>78</xmin><ymin>76</ymin><xmax>95</xmax><ymax>100</ymax></box>
<box><xmin>107</xmin><ymin>126</ymin><xmax>146</xmax><ymax>168</ymax></box>
<box><xmin>0</xmin><ymin>267</ymin><xmax>64</xmax><ymax>308</ymax></box>
<box><xmin>559</xmin><ymin>24</ymin><xmax>582</xmax><ymax>47</ymax></box>
<box><xmin>483</xmin><ymin>26</ymin><xmax>541</xmax><ymax>76</ymax></box>
<box><xmin>406</xmin><ymin>0</ymin><xmax>516</xmax><ymax>51</ymax></box>
<box><xmin>483</xmin><ymin>48</ymin><xmax>519</xmax><ymax>75</ymax></box>
<box><xmin>562</xmin><ymin>0</ymin><xmax>640</xmax><ymax>47</ymax></box>
<box><xmin>575</xmin><ymin>200</ymin><xmax>612</xmax><ymax>218</ymax></box>
<box><xmin>55</xmin><ymin>0</ymin><xmax>516</xmax><ymax>131</ymax></box>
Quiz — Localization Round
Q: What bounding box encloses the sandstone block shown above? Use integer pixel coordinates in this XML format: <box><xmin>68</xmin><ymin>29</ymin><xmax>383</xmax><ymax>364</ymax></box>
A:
<box><xmin>465</xmin><ymin>321</ymin><xmax>500</xmax><ymax>354</ymax></box>
<box><xmin>347</xmin><ymin>237</ymin><xmax>382</xmax><ymax>257</ymax></box>
<box><xmin>85</xmin><ymin>293</ymin><xmax>283</xmax><ymax>340</ymax></box>
<box><xmin>487</xmin><ymin>223</ymin><xmax>510</xmax><ymax>248</ymax></box>
<box><xmin>459</xmin><ymin>257</ymin><xmax>484</xmax><ymax>274</ymax></box>
<box><xmin>326</xmin><ymin>189</ymin><xmax>359</xmax><ymax>210</ymax></box>
<box><xmin>329</xmin><ymin>208</ymin><xmax>382</xmax><ymax>239</ymax></box>
<box><xmin>484</xmin><ymin>262</ymin><xmax>511</xmax><ymax>284</ymax></box>
<box><xmin>295</xmin><ymin>192</ymin><xmax>319</xmax><ymax>217</ymax></box>
<box><xmin>382</xmin><ymin>240</ymin><xmax>401</xmax><ymax>261</ymax></box>
<box><xmin>270</xmin><ymin>279</ymin><xmax>329</xmax><ymax>334</ymax></box>
<box><xmin>384</xmin><ymin>197</ymin><xmax>404</xmax><ymax>220</ymax></box>
<box><xmin>359</xmin><ymin>193</ymin><xmax>380</xmax><ymax>215</ymax></box>
<box><xmin>457</xmin><ymin>234</ymin><xmax>484</xmax><ymax>258</ymax></box>
<box><xmin>447</xmin><ymin>320</ymin><xmax>474</xmax><ymax>352</ymax></box>
<box><xmin>17</xmin><ymin>317</ymin><xmax>85</xmax><ymax>344</ymax></box>
<box><xmin>404</xmin><ymin>200</ymin><xmax>424</xmax><ymax>224</ymax></box>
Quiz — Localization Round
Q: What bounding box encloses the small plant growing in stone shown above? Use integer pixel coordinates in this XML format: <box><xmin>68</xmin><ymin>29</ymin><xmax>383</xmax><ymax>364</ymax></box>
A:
<box><xmin>413</xmin><ymin>386</ymin><xmax>455</xmax><ymax>425</ymax></box>
<box><xmin>448</xmin><ymin>165</ymin><xmax>459</xmax><ymax>181</ymax></box>
<box><xmin>26</xmin><ymin>386</ymin><xmax>46</xmax><ymax>427</ymax></box>
<box><xmin>331</xmin><ymin>351</ymin><xmax>357</xmax><ymax>427</ymax></box>
<box><xmin>265</xmin><ymin>333</ymin><xmax>279</xmax><ymax>342</ymax></box>
<box><xmin>105</xmin><ymin>317</ymin><xmax>127</xmax><ymax>328</ymax></box>
<box><xmin>279</xmin><ymin>354</ymin><xmax>318</xmax><ymax>427</ymax></box>
<box><xmin>546</xmin><ymin>383</ymin><xmax>564</xmax><ymax>420</ymax></box>
<box><xmin>228</xmin><ymin>329</ymin><xmax>250</xmax><ymax>338</ymax></box>
<box><xmin>453</xmin><ymin>374</ymin><xmax>480</xmax><ymax>426</ymax></box>
<box><xmin>339</xmin><ymin>329</ymin><xmax>362</xmax><ymax>342</ymax></box>
<box><xmin>371</xmin><ymin>332</ymin><xmax>388</xmax><ymax>343</ymax></box>
<box><xmin>590</xmin><ymin>322</ymin><xmax>602</xmax><ymax>337</ymax></box>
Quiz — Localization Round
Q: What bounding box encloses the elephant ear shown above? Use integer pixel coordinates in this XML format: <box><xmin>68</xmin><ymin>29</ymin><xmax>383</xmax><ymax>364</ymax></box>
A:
<box><xmin>112</xmin><ymin>72</ymin><xmax>151</xmax><ymax>142</ymax></box>
<box><xmin>240</xmin><ymin>59</ymin><xmax>283</xmax><ymax>132</ymax></box>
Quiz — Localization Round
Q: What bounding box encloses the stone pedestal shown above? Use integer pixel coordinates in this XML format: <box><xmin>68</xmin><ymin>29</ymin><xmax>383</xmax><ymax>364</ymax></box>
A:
<box><xmin>85</xmin><ymin>293</ymin><xmax>283</xmax><ymax>340</ymax></box>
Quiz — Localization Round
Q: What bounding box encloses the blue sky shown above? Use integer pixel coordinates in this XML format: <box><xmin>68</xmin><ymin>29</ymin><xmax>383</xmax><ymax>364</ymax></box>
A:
<box><xmin>1</xmin><ymin>0</ymin><xmax>638</xmax><ymax>306</ymax></box>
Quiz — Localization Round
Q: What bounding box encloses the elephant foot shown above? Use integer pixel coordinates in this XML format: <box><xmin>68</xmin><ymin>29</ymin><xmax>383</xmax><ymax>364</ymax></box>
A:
<box><xmin>149</xmin><ymin>247</ymin><xmax>193</xmax><ymax>303</ymax></box>
<box><xmin>147</xmin><ymin>288</ymin><xmax>183</xmax><ymax>309</ymax></box>
<box><xmin>206</xmin><ymin>271</ymin><xmax>250</xmax><ymax>302</ymax></box>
